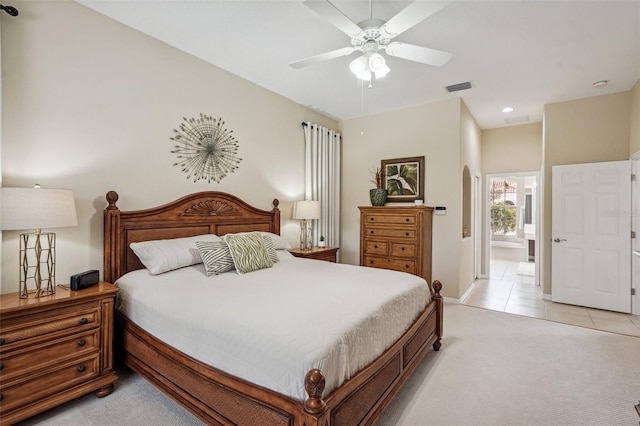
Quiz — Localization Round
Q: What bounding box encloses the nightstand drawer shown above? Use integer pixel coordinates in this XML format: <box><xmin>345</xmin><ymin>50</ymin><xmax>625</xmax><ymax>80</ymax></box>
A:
<box><xmin>364</xmin><ymin>228</ymin><xmax>416</xmax><ymax>240</ymax></box>
<box><xmin>0</xmin><ymin>303</ymin><xmax>100</xmax><ymax>350</ymax></box>
<box><xmin>364</xmin><ymin>240</ymin><xmax>388</xmax><ymax>255</ymax></box>
<box><xmin>0</xmin><ymin>330</ymin><xmax>99</xmax><ymax>381</ymax></box>
<box><xmin>363</xmin><ymin>214</ymin><xmax>417</xmax><ymax>225</ymax></box>
<box><xmin>363</xmin><ymin>256</ymin><xmax>416</xmax><ymax>274</ymax></box>
<box><xmin>390</xmin><ymin>243</ymin><xmax>416</xmax><ymax>258</ymax></box>
<box><xmin>0</xmin><ymin>354</ymin><xmax>100</xmax><ymax>413</ymax></box>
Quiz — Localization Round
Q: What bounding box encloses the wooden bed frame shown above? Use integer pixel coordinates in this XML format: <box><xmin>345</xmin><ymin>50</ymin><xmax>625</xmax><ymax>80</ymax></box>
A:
<box><xmin>103</xmin><ymin>190</ymin><xmax>443</xmax><ymax>426</ymax></box>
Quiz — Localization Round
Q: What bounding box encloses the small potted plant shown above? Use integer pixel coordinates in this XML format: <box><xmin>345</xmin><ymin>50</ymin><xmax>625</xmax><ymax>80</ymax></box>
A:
<box><xmin>370</xmin><ymin>167</ymin><xmax>387</xmax><ymax>206</ymax></box>
<box><xmin>318</xmin><ymin>235</ymin><xmax>326</xmax><ymax>247</ymax></box>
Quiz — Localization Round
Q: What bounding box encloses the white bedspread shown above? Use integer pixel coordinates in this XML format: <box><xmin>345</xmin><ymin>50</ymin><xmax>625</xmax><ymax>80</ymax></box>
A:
<box><xmin>115</xmin><ymin>255</ymin><xmax>430</xmax><ymax>402</ymax></box>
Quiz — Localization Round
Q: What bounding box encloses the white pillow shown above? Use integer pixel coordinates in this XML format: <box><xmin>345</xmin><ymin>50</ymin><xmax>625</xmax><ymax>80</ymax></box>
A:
<box><xmin>259</xmin><ymin>232</ymin><xmax>291</xmax><ymax>250</ymax></box>
<box><xmin>130</xmin><ymin>234</ymin><xmax>221</xmax><ymax>275</ymax></box>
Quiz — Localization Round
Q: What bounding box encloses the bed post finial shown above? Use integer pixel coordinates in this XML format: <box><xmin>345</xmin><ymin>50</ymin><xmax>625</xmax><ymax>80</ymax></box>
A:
<box><xmin>304</xmin><ymin>369</ymin><xmax>327</xmax><ymax>415</ymax></box>
<box><xmin>106</xmin><ymin>191</ymin><xmax>119</xmax><ymax>210</ymax></box>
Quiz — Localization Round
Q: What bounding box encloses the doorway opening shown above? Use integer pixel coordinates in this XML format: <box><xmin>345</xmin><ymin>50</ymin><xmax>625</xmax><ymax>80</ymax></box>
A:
<box><xmin>465</xmin><ymin>172</ymin><xmax>542</xmax><ymax>315</ymax></box>
<box><xmin>488</xmin><ymin>173</ymin><xmax>539</xmax><ymax>286</ymax></box>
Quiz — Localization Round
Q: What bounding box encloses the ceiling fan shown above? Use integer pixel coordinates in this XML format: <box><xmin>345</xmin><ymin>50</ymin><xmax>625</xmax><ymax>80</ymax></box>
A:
<box><xmin>290</xmin><ymin>0</ymin><xmax>453</xmax><ymax>81</ymax></box>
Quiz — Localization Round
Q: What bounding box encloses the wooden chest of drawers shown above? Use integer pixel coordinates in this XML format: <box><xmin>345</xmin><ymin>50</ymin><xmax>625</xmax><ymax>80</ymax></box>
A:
<box><xmin>359</xmin><ymin>206</ymin><xmax>433</xmax><ymax>289</ymax></box>
<box><xmin>0</xmin><ymin>282</ymin><xmax>119</xmax><ymax>425</ymax></box>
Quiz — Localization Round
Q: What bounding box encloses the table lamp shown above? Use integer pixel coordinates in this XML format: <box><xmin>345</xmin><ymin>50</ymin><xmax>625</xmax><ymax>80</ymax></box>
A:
<box><xmin>293</xmin><ymin>200</ymin><xmax>320</xmax><ymax>250</ymax></box>
<box><xmin>1</xmin><ymin>186</ymin><xmax>78</xmax><ymax>298</ymax></box>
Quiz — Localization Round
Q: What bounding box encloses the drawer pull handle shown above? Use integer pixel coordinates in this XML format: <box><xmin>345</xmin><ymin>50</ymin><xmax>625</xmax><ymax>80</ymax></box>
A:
<box><xmin>0</xmin><ymin>393</ymin><xmax>3</xmax><ymax>401</ymax></box>
<box><xmin>369</xmin><ymin>260</ymin><xmax>373</xmax><ymax>264</ymax></box>
<box><xmin>78</xmin><ymin>339</ymin><xmax>86</xmax><ymax>347</ymax></box>
<box><xmin>406</xmin><ymin>218</ymin><xmax>410</xmax><ymax>222</ymax></box>
<box><xmin>370</xmin><ymin>230</ymin><xmax>374</xmax><ymax>234</ymax></box>
<box><xmin>401</xmin><ymin>247</ymin><xmax>405</xmax><ymax>251</ymax></box>
<box><xmin>0</xmin><ymin>338</ymin><xmax>4</xmax><ymax>346</ymax></box>
<box><xmin>369</xmin><ymin>217</ymin><xmax>375</xmax><ymax>221</ymax></box>
<box><xmin>405</xmin><ymin>264</ymin><xmax>410</xmax><ymax>268</ymax></box>
<box><xmin>374</xmin><ymin>245</ymin><xmax>378</xmax><ymax>249</ymax></box>
<box><xmin>78</xmin><ymin>365</ymin><xmax>86</xmax><ymax>373</ymax></box>
<box><xmin>0</xmin><ymin>363</ymin><xmax>4</xmax><ymax>371</ymax></box>
<box><xmin>79</xmin><ymin>317</ymin><xmax>88</xmax><ymax>325</ymax></box>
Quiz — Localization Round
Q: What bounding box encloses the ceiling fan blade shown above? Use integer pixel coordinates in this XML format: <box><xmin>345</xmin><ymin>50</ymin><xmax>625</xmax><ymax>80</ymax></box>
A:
<box><xmin>381</xmin><ymin>1</ymin><xmax>452</xmax><ymax>38</ymax></box>
<box><xmin>385</xmin><ymin>42</ymin><xmax>452</xmax><ymax>67</ymax></box>
<box><xmin>303</xmin><ymin>0</ymin><xmax>363</xmax><ymax>38</ymax></box>
<box><xmin>289</xmin><ymin>46</ymin><xmax>355</xmax><ymax>69</ymax></box>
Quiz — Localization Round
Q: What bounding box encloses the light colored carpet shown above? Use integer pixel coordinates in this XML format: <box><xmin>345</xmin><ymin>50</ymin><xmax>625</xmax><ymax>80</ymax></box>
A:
<box><xmin>21</xmin><ymin>304</ymin><xmax>640</xmax><ymax>426</ymax></box>
<box><xmin>516</xmin><ymin>261</ymin><xmax>535</xmax><ymax>276</ymax></box>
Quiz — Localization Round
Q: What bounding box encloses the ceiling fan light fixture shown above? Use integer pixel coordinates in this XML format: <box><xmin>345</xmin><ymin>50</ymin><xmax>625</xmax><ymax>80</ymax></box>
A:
<box><xmin>350</xmin><ymin>53</ymin><xmax>389</xmax><ymax>81</ymax></box>
<box><xmin>368</xmin><ymin>53</ymin><xmax>385</xmax><ymax>70</ymax></box>
<box><xmin>374</xmin><ymin>63</ymin><xmax>390</xmax><ymax>79</ymax></box>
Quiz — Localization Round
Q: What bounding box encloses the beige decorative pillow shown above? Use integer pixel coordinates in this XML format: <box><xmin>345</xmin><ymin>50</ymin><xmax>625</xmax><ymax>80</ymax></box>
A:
<box><xmin>195</xmin><ymin>241</ymin><xmax>236</xmax><ymax>276</ymax></box>
<box><xmin>224</xmin><ymin>232</ymin><xmax>274</xmax><ymax>274</ymax></box>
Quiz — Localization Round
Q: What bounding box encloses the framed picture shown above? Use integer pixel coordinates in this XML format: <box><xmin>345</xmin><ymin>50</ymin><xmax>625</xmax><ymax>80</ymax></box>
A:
<box><xmin>381</xmin><ymin>156</ymin><xmax>425</xmax><ymax>202</ymax></box>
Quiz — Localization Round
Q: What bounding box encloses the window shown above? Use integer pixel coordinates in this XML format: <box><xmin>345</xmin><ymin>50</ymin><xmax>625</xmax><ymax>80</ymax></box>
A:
<box><xmin>490</xmin><ymin>179</ymin><xmax>517</xmax><ymax>236</ymax></box>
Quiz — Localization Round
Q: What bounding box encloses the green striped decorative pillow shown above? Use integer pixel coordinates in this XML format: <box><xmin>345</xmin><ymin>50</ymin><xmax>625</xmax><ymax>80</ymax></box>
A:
<box><xmin>262</xmin><ymin>235</ymin><xmax>279</xmax><ymax>264</ymax></box>
<box><xmin>224</xmin><ymin>232</ymin><xmax>274</xmax><ymax>274</ymax></box>
<box><xmin>195</xmin><ymin>241</ymin><xmax>236</xmax><ymax>276</ymax></box>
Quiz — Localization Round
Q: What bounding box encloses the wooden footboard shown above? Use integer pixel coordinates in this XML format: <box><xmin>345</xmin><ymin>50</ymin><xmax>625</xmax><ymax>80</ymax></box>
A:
<box><xmin>115</xmin><ymin>281</ymin><xmax>443</xmax><ymax>426</ymax></box>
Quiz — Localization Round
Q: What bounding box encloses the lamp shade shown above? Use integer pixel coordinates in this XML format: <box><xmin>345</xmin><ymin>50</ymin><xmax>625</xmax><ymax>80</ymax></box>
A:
<box><xmin>293</xmin><ymin>200</ymin><xmax>320</xmax><ymax>220</ymax></box>
<box><xmin>1</xmin><ymin>187</ymin><xmax>78</xmax><ymax>231</ymax></box>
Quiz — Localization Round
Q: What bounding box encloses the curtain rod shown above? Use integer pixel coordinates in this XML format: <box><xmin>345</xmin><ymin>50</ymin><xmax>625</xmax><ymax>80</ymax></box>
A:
<box><xmin>301</xmin><ymin>122</ymin><xmax>340</xmax><ymax>138</ymax></box>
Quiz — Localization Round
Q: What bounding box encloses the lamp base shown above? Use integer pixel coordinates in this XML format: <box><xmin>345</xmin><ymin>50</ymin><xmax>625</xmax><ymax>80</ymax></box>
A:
<box><xmin>19</xmin><ymin>231</ymin><xmax>57</xmax><ymax>298</ymax></box>
<box><xmin>299</xmin><ymin>220</ymin><xmax>313</xmax><ymax>251</ymax></box>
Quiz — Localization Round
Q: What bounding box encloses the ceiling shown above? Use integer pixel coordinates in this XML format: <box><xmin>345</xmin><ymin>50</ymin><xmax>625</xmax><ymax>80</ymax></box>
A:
<box><xmin>77</xmin><ymin>0</ymin><xmax>640</xmax><ymax>129</ymax></box>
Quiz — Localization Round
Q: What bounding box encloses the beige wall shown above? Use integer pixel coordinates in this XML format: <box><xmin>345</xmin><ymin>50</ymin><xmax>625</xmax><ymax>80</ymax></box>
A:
<box><xmin>341</xmin><ymin>98</ymin><xmax>465</xmax><ymax>299</ymax></box>
<box><xmin>0</xmin><ymin>1</ymin><xmax>337</xmax><ymax>292</ymax></box>
<box><xmin>541</xmin><ymin>92</ymin><xmax>631</xmax><ymax>295</ymax></box>
<box><xmin>458</xmin><ymin>101</ymin><xmax>482</xmax><ymax>298</ymax></box>
<box><xmin>482</xmin><ymin>123</ymin><xmax>543</xmax><ymax>175</ymax></box>
<box><xmin>630</xmin><ymin>79</ymin><xmax>640</xmax><ymax>156</ymax></box>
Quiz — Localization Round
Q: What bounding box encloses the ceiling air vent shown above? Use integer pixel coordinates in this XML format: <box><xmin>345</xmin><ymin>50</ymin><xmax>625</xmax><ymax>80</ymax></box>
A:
<box><xmin>445</xmin><ymin>81</ymin><xmax>473</xmax><ymax>93</ymax></box>
<box><xmin>505</xmin><ymin>115</ymin><xmax>530</xmax><ymax>125</ymax></box>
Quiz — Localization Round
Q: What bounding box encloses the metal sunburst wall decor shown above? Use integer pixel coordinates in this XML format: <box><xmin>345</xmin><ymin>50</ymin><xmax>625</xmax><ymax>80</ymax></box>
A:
<box><xmin>170</xmin><ymin>114</ymin><xmax>242</xmax><ymax>183</ymax></box>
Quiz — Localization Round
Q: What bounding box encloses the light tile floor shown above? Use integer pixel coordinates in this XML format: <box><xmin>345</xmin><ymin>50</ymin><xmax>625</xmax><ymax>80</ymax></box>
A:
<box><xmin>463</xmin><ymin>259</ymin><xmax>640</xmax><ymax>337</ymax></box>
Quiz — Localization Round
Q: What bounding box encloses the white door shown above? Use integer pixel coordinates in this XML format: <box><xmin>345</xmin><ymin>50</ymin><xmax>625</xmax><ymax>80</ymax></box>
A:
<box><xmin>552</xmin><ymin>161</ymin><xmax>631</xmax><ymax>313</ymax></box>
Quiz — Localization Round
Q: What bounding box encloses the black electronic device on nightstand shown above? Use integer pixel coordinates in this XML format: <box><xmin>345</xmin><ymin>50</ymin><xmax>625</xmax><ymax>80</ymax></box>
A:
<box><xmin>70</xmin><ymin>269</ymin><xmax>99</xmax><ymax>290</ymax></box>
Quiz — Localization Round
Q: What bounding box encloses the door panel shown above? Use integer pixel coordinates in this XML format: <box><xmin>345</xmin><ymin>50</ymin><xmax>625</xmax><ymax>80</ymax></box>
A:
<box><xmin>552</xmin><ymin>161</ymin><xmax>631</xmax><ymax>313</ymax></box>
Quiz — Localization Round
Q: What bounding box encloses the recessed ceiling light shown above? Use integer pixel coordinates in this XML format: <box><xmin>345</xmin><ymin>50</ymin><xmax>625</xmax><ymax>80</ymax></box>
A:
<box><xmin>501</xmin><ymin>107</ymin><xmax>514</xmax><ymax>113</ymax></box>
<box><xmin>592</xmin><ymin>80</ymin><xmax>608</xmax><ymax>88</ymax></box>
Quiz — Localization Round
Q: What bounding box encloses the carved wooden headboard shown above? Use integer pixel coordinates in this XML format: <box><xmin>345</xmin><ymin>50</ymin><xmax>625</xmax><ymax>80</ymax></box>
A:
<box><xmin>103</xmin><ymin>191</ymin><xmax>281</xmax><ymax>283</ymax></box>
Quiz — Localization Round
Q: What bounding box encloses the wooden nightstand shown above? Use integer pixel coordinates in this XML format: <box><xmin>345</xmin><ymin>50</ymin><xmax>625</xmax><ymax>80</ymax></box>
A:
<box><xmin>289</xmin><ymin>246</ymin><xmax>339</xmax><ymax>262</ymax></box>
<box><xmin>0</xmin><ymin>282</ymin><xmax>119</xmax><ymax>425</ymax></box>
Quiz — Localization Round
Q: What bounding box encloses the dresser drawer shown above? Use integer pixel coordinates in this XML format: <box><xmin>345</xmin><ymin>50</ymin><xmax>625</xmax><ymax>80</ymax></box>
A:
<box><xmin>364</xmin><ymin>240</ymin><xmax>388</xmax><ymax>255</ymax></box>
<box><xmin>0</xmin><ymin>354</ymin><xmax>100</xmax><ymax>413</ymax></box>
<box><xmin>363</xmin><ymin>256</ymin><xmax>416</xmax><ymax>274</ymax></box>
<box><xmin>0</xmin><ymin>303</ymin><xmax>100</xmax><ymax>350</ymax></box>
<box><xmin>0</xmin><ymin>330</ymin><xmax>99</xmax><ymax>382</ymax></box>
<box><xmin>363</xmin><ymin>214</ymin><xmax>417</xmax><ymax>226</ymax></box>
<box><xmin>364</xmin><ymin>228</ymin><xmax>416</xmax><ymax>240</ymax></box>
<box><xmin>390</xmin><ymin>243</ymin><xmax>416</xmax><ymax>258</ymax></box>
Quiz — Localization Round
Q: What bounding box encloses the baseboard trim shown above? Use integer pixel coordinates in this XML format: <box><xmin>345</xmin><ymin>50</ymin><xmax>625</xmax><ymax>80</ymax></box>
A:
<box><xmin>443</xmin><ymin>282</ymin><xmax>476</xmax><ymax>305</ymax></box>
<box><xmin>459</xmin><ymin>282</ymin><xmax>476</xmax><ymax>304</ymax></box>
<box><xmin>542</xmin><ymin>293</ymin><xmax>552</xmax><ymax>301</ymax></box>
